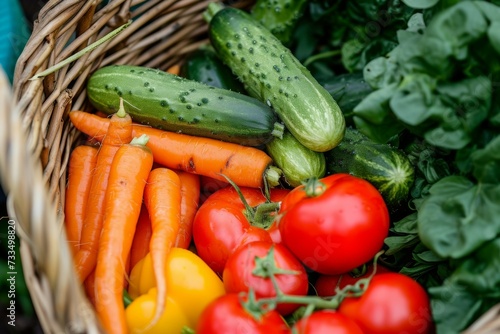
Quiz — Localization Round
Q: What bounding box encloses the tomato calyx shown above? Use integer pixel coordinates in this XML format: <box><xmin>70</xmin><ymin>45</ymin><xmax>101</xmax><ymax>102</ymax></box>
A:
<box><xmin>240</xmin><ymin>289</ymin><xmax>272</xmax><ymax>321</ymax></box>
<box><xmin>302</xmin><ymin>177</ymin><xmax>327</xmax><ymax>197</ymax></box>
<box><xmin>252</xmin><ymin>245</ymin><xmax>302</xmax><ymax>279</ymax></box>
<box><xmin>220</xmin><ymin>173</ymin><xmax>281</xmax><ymax>230</ymax></box>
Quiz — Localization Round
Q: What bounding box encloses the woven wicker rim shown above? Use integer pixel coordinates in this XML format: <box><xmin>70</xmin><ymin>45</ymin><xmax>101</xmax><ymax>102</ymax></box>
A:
<box><xmin>2</xmin><ymin>0</ymin><xmax>500</xmax><ymax>333</ymax></box>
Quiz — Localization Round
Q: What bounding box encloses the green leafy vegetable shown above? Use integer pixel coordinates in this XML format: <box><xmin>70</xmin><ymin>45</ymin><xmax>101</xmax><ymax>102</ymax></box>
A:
<box><xmin>354</xmin><ymin>2</ymin><xmax>500</xmax><ymax>150</ymax></box>
<box><xmin>285</xmin><ymin>1</ymin><xmax>500</xmax><ymax>332</ymax></box>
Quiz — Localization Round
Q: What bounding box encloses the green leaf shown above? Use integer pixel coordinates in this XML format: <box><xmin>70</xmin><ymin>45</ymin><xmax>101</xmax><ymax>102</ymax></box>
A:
<box><xmin>471</xmin><ymin>135</ymin><xmax>500</xmax><ymax>184</ymax></box>
<box><xmin>474</xmin><ymin>1</ymin><xmax>500</xmax><ymax>25</ymax></box>
<box><xmin>451</xmin><ymin>238</ymin><xmax>500</xmax><ymax>293</ymax></box>
<box><xmin>389</xmin><ymin>74</ymin><xmax>440</xmax><ymax>126</ymax></box>
<box><xmin>418</xmin><ymin>175</ymin><xmax>500</xmax><ymax>258</ymax></box>
<box><xmin>392</xmin><ymin>212</ymin><xmax>419</xmax><ymax>234</ymax></box>
<box><xmin>353</xmin><ymin>83</ymin><xmax>398</xmax><ymax>124</ymax></box>
<box><xmin>396</xmin><ymin>34</ymin><xmax>453</xmax><ymax>77</ymax></box>
<box><xmin>385</xmin><ymin>234</ymin><xmax>420</xmax><ymax>256</ymax></box>
<box><xmin>353</xmin><ymin>115</ymin><xmax>405</xmax><ymax>144</ymax></box>
<box><xmin>363</xmin><ymin>57</ymin><xmax>400</xmax><ymax>89</ymax></box>
<box><xmin>402</xmin><ymin>0</ymin><xmax>440</xmax><ymax>9</ymax></box>
<box><xmin>429</xmin><ymin>285</ymin><xmax>484</xmax><ymax>334</ymax></box>
<box><xmin>406</xmin><ymin>13</ymin><xmax>426</xmax><ymax>32</ymax></box>
<box><xmin>437</xmin><ymin>76</ymin><xmax>492</xmax><ymax>132</ymax></box>
<box><xmin>341</xmin><ymin>39</ymin><xmax>365</xmax><ymax>73</ymax></box>
<box><xmin>424</xmin><ymin>127</ymin><xmax>471</xmax><ymax>150</ymax></box>
<box><xmin>413</xmin><ymin>249</ymin><xmax>445</xmax><ymax>263</ymax></box>
<box><xmin>429</xmin><ymin>238</ymin><xmax>500</xmax><ymax>333</ymax></box>
<box><xmin>426</xmin><ymin>2</ymin><xmax>488</xmax><ymax>60</ymax></box>
<box><xmin>487</xmin><ymin>21</ymin><xmax>500</xmax><ymax>54</ymax></box>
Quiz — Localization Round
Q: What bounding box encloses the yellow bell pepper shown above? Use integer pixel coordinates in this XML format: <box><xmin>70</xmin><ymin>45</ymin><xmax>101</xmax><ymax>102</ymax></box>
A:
<box><xmin>125</xmin><ymin>248</ymin><xmax>225</xmax><ymax>333</ymax></box>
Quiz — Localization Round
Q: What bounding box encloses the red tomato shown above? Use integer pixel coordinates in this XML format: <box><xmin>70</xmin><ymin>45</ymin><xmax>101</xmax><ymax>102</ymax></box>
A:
<box><xmin>338</xmin><ymin>273</ymin><xmax>432</xmax><ymax>334</ymax></box>
<box><xmin>193</xmin><ymin>186</ymin><xmax>290</xmax><ymax>274</ymax></box>
<box><xmin>199</xmin><ymin>175</ymin><xmax>229</xmax><ymax>204</ymax></box>
<box><xmin>223</xmin><ymin>240</ymin><xmax>309</xmax><ymax>315</ymax></box>
<box><xmin>291</xmin><ymin>310</ymin><xmax>364</xmax><ymax>334</ymax></box>
<box><xmin>196</xmin><ymin>293</ymin><xmax>289</xmax><ymax>334</ymax></box>
<box><xmin>314</xmin><ymin>264</ymin><xmax>391</xmax><ymax>297</ymax></box>
<box><xmin>278</xmin><ymin>174</ymin><xmax>390</xmax><ymax>275</ymax></box>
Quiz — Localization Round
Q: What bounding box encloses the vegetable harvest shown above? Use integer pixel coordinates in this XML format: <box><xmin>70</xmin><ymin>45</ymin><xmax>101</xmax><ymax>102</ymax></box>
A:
<box><xmin>60</xmin><ymin>1</ymin><xmax>500</xmax><ymax>333</ymax></box>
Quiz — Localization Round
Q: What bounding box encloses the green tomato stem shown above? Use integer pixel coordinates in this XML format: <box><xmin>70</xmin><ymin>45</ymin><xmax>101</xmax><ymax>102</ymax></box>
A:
<box><xmin>243</xmin><ymin>251</ymin><xmax>385</xmax><ymax>315</ymax></box>
<box><xmin>303</xmin><ymin>177</ymin><xmax>327</xmax><ymax>197</ymax></box>
<box><xmin>252</xmin><ymin>202</ymin><xmax>280</xmax><ymax>229</ymax></box>
<box><xmin>218</xmin><ymin>173</ymin><xmax>281</xmax><ymax>229</ymax></box>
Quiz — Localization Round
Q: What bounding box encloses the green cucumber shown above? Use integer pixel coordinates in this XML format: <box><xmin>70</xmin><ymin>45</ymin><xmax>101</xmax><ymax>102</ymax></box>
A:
<box><xmin>321</xmin><ymin>72</ymin><xmax>373</xmax><ymax>124</ymax></box>
<box><xmin>266</xmin><ymin>130</ymin><xmax>325</xmax><ymax>187</ymax></box>
<box><xmin>325</xmin><ymin>127</ymin><xmax>415</xmax><ymax>207</ymax></box>
<box><xmin>204</xmin><ymin>3</ymin><xmax>345</xmax><ymax>152</ymax></box>
<box><xmin>86</xmin><ymin>65</ymin><xmax>284</xmax><ymax>147</ymax></box>
<box><xmin>181</xmin><ymin>46</ymin><xmax>246</xmax><ymax>93</ymax></box>
<box><xmin>251</xmin><ymin>0</ymin><xmax>309</xmax><ymax>45</ymax></box>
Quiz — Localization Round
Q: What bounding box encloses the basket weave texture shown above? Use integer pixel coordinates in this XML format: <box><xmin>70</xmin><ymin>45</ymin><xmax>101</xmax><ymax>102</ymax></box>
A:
<box><xmin>3</xmin><ymin>0</ymin><xmax>500</xmax><ymax>333</ymax></box>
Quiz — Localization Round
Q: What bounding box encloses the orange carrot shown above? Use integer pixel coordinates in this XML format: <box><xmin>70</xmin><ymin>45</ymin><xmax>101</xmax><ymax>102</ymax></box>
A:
<box><xmin>129</xmin><ymin>204</ymin><xmax>153</xmax><ymax>271</ymax></box>
<box><xmin>94</xmin><ymin>135</ymin><xmax>154</xmax><ymax>334</ymax></box>
<box><xmin>72</xmin><ymin>101</ymin><xmax>133</xmax><ymax>282</ymax></box>
<box><xmin>143</xmin><ymin>168</ymin><xmax>182</xmax><ymax>326</ymax></box>
<box><xmin>175</xmin><ymin>171</ymin><xmax>200</xmax><ymax>248</ymax></box>
<box><xmin>69</xmin><ymin>111</ymin><xmax>281</xmax><ymax>188</ymax></box>
<box><xmin>167</xmin><ymin>64</ymin><xmax>181</xmax><ymax>75</ymax></box>
<box><xmin>84</xmin><ymin>270</ymin><xmax>96</xmax><ymax>307</ymax></box>
<box><xmin>64</xmin><ymin>144</ymin><xmax>98</xmax><ymax>255</ymax></box>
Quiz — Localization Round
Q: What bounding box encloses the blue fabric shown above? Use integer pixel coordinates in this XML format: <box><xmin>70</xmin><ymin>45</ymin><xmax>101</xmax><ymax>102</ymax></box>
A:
<box><xmin>0</xmin><ymin>0</ymin><xmax>30</xmax><ymax>83</ymax></box>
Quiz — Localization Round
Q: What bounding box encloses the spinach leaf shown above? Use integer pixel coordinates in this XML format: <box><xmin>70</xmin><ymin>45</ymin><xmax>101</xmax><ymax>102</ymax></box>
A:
<box><xmin>418</xmin><ymin>135</ymin><xmax>500</xmax><ymax>258</ymax></box>
<box><xmin>429</xmin><ymin>238</ymin><xmax>500</xmax><ymax>333</ymax></box>
<box><xmin>403</xmin><ymin>0</ymin><xmax>440</xmax><ymax>8</ymax></box>
<box><xmin>354</xmin><ymin>2</ymin><xmax>499</xmax><ymax>149</ymax></box>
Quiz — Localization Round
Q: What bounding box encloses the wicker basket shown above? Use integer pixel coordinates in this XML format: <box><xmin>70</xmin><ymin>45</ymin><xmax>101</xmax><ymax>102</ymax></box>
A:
<box><xmin>2</xmin><ymin>0</ymin><xmax>500</xmax><ymax>333</ymax></box>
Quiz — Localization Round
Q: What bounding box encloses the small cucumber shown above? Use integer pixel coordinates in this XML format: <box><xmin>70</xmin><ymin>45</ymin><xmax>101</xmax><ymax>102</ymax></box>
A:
<box><xmin>325</xmin><ymin>127</ymin><xmax>415</xmax><ymax>207</ymax></box>
<box><xmin>266</xmin><ymin>131</ymin><xmax>326</xmax><ymax>187</ymax></box>
<box><xmin>205</xmin><ymin>4</ymin><xmax>345</xmax><ymax>152</ymax></box>
<box><xmin>86</xmin><ymin>65</ymin><xmax>284</xmax><ymax>146</ymax></box>
<box><xmin>181</xmin><ymin>46</ymin><xmax>246</xmax><ymax>93</ymax></box>
<box><xmin>251</xmin><ymin>0</ymin><xmax>309</xmax><ymax>45</ymax></box>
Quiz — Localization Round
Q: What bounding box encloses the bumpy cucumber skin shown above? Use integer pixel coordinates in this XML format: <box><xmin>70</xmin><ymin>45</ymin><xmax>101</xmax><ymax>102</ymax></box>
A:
<box><xmin>208</xmin><ymin>6</ymin><xmax>345</xmax><ymax>152</ymax></box>
<box><xmin>251</xmin><ymin>0</ymin><xmax>309</xmax><ymax>45</ymax></box>
<box><xmin>86</xmin><ymin>65</ymin><xmax>280</xmax><ymax>147</ymax></box>
<box><xmin>181</xmin><ymin>47</ymin><xmax>246</xmax><ymax>93</ymax></box>
<box><xmin>266</xmin><ymin>130</ymin><xmax>325</xmax><ymax>187</ymax></box>
<box><xmin>325</xmin><ymin>128</ymin><xmax>415</xmax><ymax>207</ymax></box>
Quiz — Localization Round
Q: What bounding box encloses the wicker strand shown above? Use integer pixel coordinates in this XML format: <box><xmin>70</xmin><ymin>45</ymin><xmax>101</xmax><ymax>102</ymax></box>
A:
<box><xmin>1</xmin><ymin>69</ymin><xmax>101</xmax><ymax>333</ymax></box>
